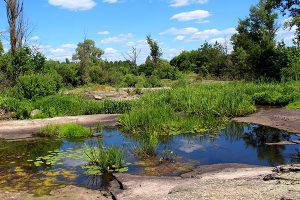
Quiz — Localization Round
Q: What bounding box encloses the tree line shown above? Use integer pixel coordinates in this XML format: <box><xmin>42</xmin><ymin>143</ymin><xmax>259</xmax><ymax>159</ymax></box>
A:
<box><xmin>0</xmin><ymin>0</ymin><xmax>299</xmax><ymax>98</ymax></box>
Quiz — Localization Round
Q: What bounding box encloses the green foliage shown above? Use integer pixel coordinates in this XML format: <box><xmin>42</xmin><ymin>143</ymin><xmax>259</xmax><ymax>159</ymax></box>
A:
<box><xmin>279</xmin><ymin>46</ymin><xmax>300</xmax><ymax>81</ymax></box>
<box><xmin>72</xmin><ymin>39</ymin><xmax>104</xmax><ymax>84</ymax></box>
<box><xmin>146</xmin><ymin>35</ymin><xmax>162</xmax><ymax>63</ymax></box>
<box><xmin>0</xmin><ymin>96</ymin><xmax>33</xmax><ymax>119</ymax></box>
<box><xmin>39</xmin><ymin>123</ymin><xmax>92</xmax><ymax>138</ymax></box>
<box><xmin>46</xmin><ymin>61</ymin><xmax>80</xmax><ymax>87</ymax></box>
<box><xmin>15</xmin><ymin>72</ymin><xmax>63</xmax><ymax>99</ymax></box>
<box><xmin>134</xmin><ymin>133</ymin><xmax>159</xmax><ymax>157</ymax></box>
<box><xmin>119</xmin><ymin>82</ymin><xmax>300</xmax><ymax>135</ymax></box>
<box><xmin>0</xmin><ymin>40</ymin><xmax>3</xmax><ymax>55</ymax></box>
<box><xmin>170</xmin><ymin>42</ymin><xmax>230</xmax><ymax>79</ymax></box>
<box><xmin>231</xmin><ymin>0</ymin><xmax>279</xmax><ymax>80</ymax></box>
<box><xmin>287</xmin><ymin>101</ymin><xmax>300</xmax><ymax>109</ymax></box>
<box><xmin>33</xmin><ymin>94</ymin><xmax>132</xmax><ymax>118</ymax></box>
<box><xmin>83</xmin><ymin>141</ymin><xmax>127</xmax><ymax>174</ymax></box>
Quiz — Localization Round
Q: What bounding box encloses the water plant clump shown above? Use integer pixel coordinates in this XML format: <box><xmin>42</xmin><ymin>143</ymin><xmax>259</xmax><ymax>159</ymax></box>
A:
<box><xmin>133</xmin><ymin>132</ymin><xmax>159</xmax><ymax>158</ymax></box>
<box><xmin>39</xmin><ymin>123</ymin><xmax>92</xmax><ymax>138</ymax></box>
<box><xmin>83</xmin><ymin>141</ymin><xmax>128</xmax><ymax>175</ymax></box>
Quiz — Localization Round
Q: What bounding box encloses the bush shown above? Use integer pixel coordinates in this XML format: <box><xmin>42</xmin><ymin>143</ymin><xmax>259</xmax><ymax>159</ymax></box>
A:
<box><xmin>39</xmin><ymin>123</ymin><xmax>92</xmax><ymax>138</ymax></box>
<box><xmin>15</xmin><ymin>72</ymin><xmax>63</xmax><ymax>99</ymax></box>
<box><xmin>0</xmin><ymin>96</ymin><xmax>33</xmax><ymax>119</ymax></box>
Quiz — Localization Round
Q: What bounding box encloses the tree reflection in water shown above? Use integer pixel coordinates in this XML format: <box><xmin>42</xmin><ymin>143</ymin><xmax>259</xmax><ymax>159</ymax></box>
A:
<box><xmin>222</xmin><ymin>123</ymin><xmax>299</xmax><ymax>166</ymax></box>
<box><xmin>243</xmin><ymin>124</ymin><xmax>291</xmax><ymax>166</ymax></box>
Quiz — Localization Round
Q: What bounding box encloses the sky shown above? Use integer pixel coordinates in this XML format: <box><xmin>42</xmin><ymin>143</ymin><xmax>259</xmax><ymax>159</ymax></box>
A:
<box><xmin>0</xmin><ymin>0</ymin><xmax>296</xmax><ymax>63</ymax></box>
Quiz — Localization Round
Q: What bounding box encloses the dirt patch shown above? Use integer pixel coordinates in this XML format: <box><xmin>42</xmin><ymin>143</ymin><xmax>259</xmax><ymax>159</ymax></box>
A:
<box><xmin>0</xmin><ymin>114</ymin><xmax>120</xmax><ymax>140</ymax></box>
<box><xmin>234</xmin><ymin>108</ymin><xmax>300</xmax><ymax>134</ymax></box>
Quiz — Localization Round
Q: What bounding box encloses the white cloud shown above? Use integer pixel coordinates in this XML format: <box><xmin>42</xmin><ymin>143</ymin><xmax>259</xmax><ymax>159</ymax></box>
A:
<box><xmin>61</xmin><ymin>43</ymin><xmax>77</xmax><ymax>48</ymax></box>
<box><xmin>189</xmin><ymin>27</ymin><xmax>236</xmax><ymax>41</ymax></box>
<box><xmin>159</xmin><ymin>27</ymin><xmax>198</xmax><ymax>35</ymax></box>
<box><xmin>101</xmin><ymin>33</ymin><xmax>133</xmax><ymax>44</ymax></box>
<box><xmin>103</xmin><ymin>47</ymin><xmax>122</xmax><ymax>61</ymax></box>
<box><xmin>170</xmin><ymin>0</ymin><xmax>208</xmax><ymax>7</ymax></box>
<box><xmin>49</xmin><ymin>48</ymin><xmax>65</xmax><ymax>54</ymax></box>
<box><xmin>171</xmin><ymin>10</ymin><xmax>210</xmax><ymax>22</ymax></box>
<box><xmin>126</xmin><ymin>41</ymin><xmax>135</xmax><ymax>46</ymax></box>
<box><xmin>97</xmin><ymin>31</ymin><xmax>110</xmax><ymax>35</ymax></box>
<box><xmin>209</xmin><ymin>37</ymin><xmax>226</xmax><ymax>44</ymax></box>
<box><xmin>103</xmin><ymin>0</ymin><xmax>118</xmax><ymax>3</ymax></box>
<box><xmin>30</xmin><ymin>36</ymin><xmax>40</xmax><ymax>41</ymax></box>
<box><xmin>48</xmin><ymin>0</ymin><xmax>96</xmax><ymax>11</ymax></box>
<box><xmin>277</xmin><ymin>25</ymin><xmax>296</xmax><ymax>35</ymax></box>
<box><xmin>175</xmin><ymin>35</ymin><xmax>186</xmax><ymax>41</ymax></box>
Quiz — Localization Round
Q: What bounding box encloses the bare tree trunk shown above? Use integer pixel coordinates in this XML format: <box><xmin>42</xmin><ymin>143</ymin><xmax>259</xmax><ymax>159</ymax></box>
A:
<box><xmin>4</xmin><ymin>0</ymin><xmax>24</xmax><ymax>56</ymax></box>
<box><xmin>122</xmin><ymin>47</ymin><xmax>141</xmax><ymax>66</ymax></box>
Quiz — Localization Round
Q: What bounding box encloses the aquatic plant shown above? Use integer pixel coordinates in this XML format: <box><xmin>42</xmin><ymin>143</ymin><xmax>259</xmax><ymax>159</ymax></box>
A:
<box><xmin>119</xmin><ymin>81</ymin><xmax>300</xmax><ymax>135</ymax></box>
<box><xmin>83</xmin><ymin>141</ymin><xmax>128</xmax><ymax>175</ymax></box>
<box><xmin>39</xmin><ymin>123</ymin><xmax>92</xmax><ymax>138</ymax></box>
<box><xmin>133</xmin><ymin>132</ymin><xmax>159</xmax><ymax>158</ymax></box>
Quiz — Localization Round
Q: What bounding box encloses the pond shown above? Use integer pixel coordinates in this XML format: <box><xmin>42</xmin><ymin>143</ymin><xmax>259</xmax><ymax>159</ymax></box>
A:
<box><xmin>0</xmin><ymin>122</ymin><xmax>299</xmax><ymax>196</ymax></box>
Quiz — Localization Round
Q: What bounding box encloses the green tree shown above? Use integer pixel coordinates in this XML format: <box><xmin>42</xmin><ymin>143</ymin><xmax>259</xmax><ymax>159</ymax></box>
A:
<box><xmin>0</xmin><ymin>40</ymin><xmax>3</xmax><ymax>55</ymax></box>
<box><xmin>267</xmin><ymin>0</ymin><xmax>300</xmax><ymax>46</ymax></box>
<box><xmin>146</xmin><ymin>35</ymin><xmax>162</xmax><ymax>64</ymax></box>
<box><xmin>72</xmin><ymin>39</ymin><xmax>104</xmax><ymax>84</ymax></box>
<box><xmin>231</xmin><ymin>0</ymin><xmax>279</xmax><ymax>80</ymax></box>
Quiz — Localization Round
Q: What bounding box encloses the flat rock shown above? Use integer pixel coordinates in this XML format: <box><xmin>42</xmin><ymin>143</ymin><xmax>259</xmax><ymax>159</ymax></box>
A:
<box><xmin>234</xmin><ymin>108</ymin><xmax>300</xmax><ymax>134</ymax></box>
<box><xmin>0</xmin><ymin>114</ymin><xmax>120</xmax><ymax>140</ymax></box>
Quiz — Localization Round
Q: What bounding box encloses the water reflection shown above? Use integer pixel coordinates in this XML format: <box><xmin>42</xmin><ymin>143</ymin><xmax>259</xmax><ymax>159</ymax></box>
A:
<box><xmin>0</xmin><ymin>122</ymin><xmax>299</xmax><ymax>196</ymax></box>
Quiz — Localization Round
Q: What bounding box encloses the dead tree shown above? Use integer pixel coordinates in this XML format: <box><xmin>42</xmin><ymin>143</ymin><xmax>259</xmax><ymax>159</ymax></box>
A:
<box><xmin>4</xmin><ymin>0</ymin><xmax>24</xmax><ymax>56</ymax></box>
<box><xmin>122</xmin><ymin>47</ymin><xmax>141</xmax><ymax>66</ymax></box>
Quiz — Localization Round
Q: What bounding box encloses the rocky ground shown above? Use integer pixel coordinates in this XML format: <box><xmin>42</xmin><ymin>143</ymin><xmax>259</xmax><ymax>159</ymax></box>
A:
<box><xmin>0</xmin><ymin>114</ymin><xmax>120</xmax><ymax>139</ymax></box>
<box><xmin>0</xmin><ymin>164</ymin><xmax>299</xmax><ymax>200</ymax></box>
<box><xmin>234</xmin><ymin>108</ymin><xmax>300</xmax><ymax>134</ymax></box>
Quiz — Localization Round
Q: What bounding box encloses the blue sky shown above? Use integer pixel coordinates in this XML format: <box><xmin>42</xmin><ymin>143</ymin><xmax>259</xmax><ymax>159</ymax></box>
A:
<box><xmin>0</xmin><ymin>0</ymin><xmax>296</xmax><ymax>63</ymax></box>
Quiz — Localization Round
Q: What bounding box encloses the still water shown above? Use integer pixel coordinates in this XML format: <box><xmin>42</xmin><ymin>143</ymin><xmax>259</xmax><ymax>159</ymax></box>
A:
<box><xmin>0</xmin><ymin>122</ymin><xmax>299</xmax><ymax>196</ymax></box>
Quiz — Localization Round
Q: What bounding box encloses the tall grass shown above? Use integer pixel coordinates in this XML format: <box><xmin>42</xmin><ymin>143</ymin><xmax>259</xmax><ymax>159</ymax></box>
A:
<box><xmin>39</xmin><ymin>123</ymin><xmax>92</xmax><ymax>138</ymax></box>
<box><xmin>83</xmin><ymin>141</ymin><xmax>126</xmax><ymax>174</ymax></box>
<box><xmin>119</xmin><ymin>81</ymin><xmax>300</xmax><ymax>135</ymax></box>
<box><xmin>0</xmin><ymin>94</ymin><xmax>133</xmax><ymax>119</ymax></box>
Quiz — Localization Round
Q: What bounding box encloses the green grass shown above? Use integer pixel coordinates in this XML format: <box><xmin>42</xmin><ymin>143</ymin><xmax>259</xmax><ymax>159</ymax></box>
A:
<box><xmin>39</xmin><ymin>123</ymin><xmax>92</xmax><ymax>138</ymax></box>
<box><xmin>133</xmin><ymin>132</ymin><xmax>159</xmax><ymax>158</ymax></box>
<box><xmin>119</xmin><ymin>81</ymin><xmax>300</xmax><ymax>135</ymax></box>
<box><xmin>0</xmin><ymin>94</ymin><xmax>133</xmax><ymax>119</ymax></box>
<box><xmin>83</xmin><ymin>141</ymin><xmax>127</xmax><ymax>174</ymax></box>
<box><xmin>287</xmin><ymin>101</ymin><xmax>300</xmax><ymax>109</ymax></box>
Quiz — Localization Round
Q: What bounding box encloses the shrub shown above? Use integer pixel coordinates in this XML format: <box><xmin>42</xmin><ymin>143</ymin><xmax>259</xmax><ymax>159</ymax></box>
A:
<box><xmin>15</xmin><ymin>72</ymin><xmax>63</xmax><ymax>99</ymax></box>
<box><xmin>39</xmin><ymin>123</ymin><xmax>92</xmax><ymax>138</ymax></box>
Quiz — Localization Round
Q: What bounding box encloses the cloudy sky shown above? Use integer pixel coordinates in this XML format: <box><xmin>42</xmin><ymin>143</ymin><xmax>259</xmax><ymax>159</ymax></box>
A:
<box><xmin>0</xmin><ymin>0</ymin><xmax>296</xmax><ymax>63</ymax></box>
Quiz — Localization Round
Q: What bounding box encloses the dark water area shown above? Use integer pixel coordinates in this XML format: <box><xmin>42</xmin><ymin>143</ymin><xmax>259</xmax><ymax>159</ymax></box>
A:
<box><xmin>0</xmin><ymin>122</ymin><xmax>299</xmax><ymax>195</ymax></box>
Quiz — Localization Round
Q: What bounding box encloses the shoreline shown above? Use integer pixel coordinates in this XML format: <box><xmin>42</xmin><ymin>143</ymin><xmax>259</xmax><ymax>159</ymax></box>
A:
<box><xmin>0</xmin><ymin>114</ymin><xmax>120</xmax><ymax>140</ymax></box>
<box><xmin>233</xmin><ymin>108</ymin><xmax>300</xmax><ymax>134</ymax></box>
<box><xmin>1</xmin><ymin>108</ymin><xmax>300</xmax><ymax>139</ymax></box>
<box><xmin>0</xmin><ymin>163</ymin><xmax>299</xmax><ymax>200</ymax></box>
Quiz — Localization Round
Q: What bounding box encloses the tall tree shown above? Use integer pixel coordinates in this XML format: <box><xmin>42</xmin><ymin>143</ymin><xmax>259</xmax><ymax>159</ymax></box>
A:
<box><xmin>4</xmin><ymin>0</ymin><xmax>24</xmax><ymax>56</ymax></box>
<box><xmin>72</xmin><ymin>39</ymin><xmax>104</xmax><ymax>84</ymax></box>
<box><xmin>231</xmin><ymin>0</ymin><xmax>279</xmax><ymax>80</ymax></box>
<box><xmin>146</xmin><ymin>35</ymin><xmax>162</xmax><ymax>64</ymax></box>
<box><xmin>267</xmin><ymin>0</ymin><xmax>300</xmax><ymax>46</ymax></box>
